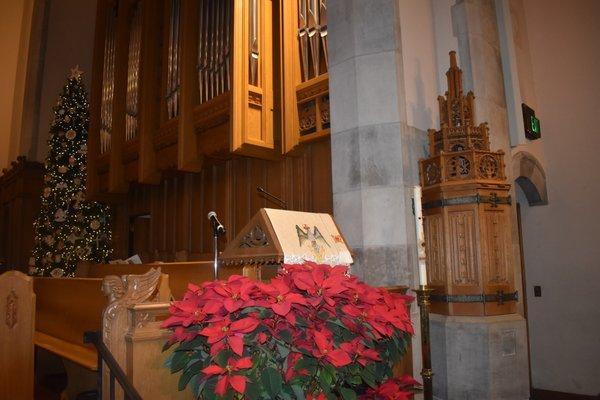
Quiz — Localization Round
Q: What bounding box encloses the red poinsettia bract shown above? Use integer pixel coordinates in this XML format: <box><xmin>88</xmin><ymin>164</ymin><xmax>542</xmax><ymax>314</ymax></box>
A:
<box><xmin>361</xmin><ymin>376</ymin><xmax>422</xmax><ymax>400</ymax></box>
<box><xmin>163</xmin><ymin>262</ymin><xmax>416</xmax><ymax>399</ymax></box>
<box><xmin>202</xmin><ymin>357</ymin><xmax>253</xmax><ymax>395</ymax></box>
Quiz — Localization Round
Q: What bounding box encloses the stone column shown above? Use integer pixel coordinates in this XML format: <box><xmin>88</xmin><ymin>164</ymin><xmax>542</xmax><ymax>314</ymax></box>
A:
<box><xmin>430</xmin><ymin>1</ymin><xmax>530</xmax><ymax>399</ymax></box>
<box><xmin>328</xmin><ymin>0</ymin><xmax>426</xmax><ymax>288</ymax></box>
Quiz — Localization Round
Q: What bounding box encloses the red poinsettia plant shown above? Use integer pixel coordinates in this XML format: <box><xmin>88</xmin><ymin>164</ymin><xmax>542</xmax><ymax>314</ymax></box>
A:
<box><xmin>162</xmin><ymin>262</ymin><xmax>419</xmax><ymax>399</ymax></box>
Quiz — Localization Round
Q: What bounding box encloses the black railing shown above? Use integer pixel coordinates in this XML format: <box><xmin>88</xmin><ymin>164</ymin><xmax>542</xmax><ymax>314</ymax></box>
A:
<box><xmin>84</xmin><ymin>331</ymin><xmax>143</xmax><ymax>400</ymax></box>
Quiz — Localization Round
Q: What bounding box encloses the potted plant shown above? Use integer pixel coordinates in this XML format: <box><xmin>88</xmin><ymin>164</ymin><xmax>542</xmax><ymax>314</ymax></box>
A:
<box><xmin>163</xmin><ymin>262</ymin><xmax>418</xmax><ymax>399</ymax></box>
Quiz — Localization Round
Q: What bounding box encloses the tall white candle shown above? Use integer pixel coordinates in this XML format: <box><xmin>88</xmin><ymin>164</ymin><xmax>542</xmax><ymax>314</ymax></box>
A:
<box><xmin>413</xmin><ymin>185</ymin><xmax>428</xmax><ymax>286</ymax></box>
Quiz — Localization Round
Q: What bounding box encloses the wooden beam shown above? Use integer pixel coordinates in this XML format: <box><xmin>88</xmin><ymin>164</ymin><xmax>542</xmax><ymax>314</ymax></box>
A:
<box><xmin>178</xmin><ymin>0</ymin><xmax>203</xmax><ymax>172</ymax></box>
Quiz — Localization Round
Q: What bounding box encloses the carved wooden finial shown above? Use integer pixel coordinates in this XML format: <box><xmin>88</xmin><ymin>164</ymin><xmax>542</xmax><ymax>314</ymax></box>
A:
<box><xmin>446</xmin><ymin>51</ymin><xmax>463</xmax><ymax>99</ymax></box>
<box><xmin>449</xmin><ymin>51</ymin><xmax>458</xmax><ymax>67</ymax></box>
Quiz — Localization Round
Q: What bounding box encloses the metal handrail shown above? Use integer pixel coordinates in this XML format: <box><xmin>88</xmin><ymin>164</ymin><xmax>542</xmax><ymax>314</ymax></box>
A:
<box><xmin>84</xmin><ymin>331</ymin><xmax>143</xmax><ymax>400</ymax></box>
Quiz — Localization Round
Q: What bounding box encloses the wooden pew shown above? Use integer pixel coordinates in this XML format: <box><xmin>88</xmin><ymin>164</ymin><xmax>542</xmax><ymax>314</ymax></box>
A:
<box><xmin>0</xmin><ymin>271</ymin><xmax>35</xmax><ymax>400</ymax></box>
<box><xmin>32</xmin><ymin>268</ymin><xmax>169</xmax><ymax>400</ymax></box>
<box><xmin>3</xmin><ymin>263</ymin><xmax>414</xmax><ymax>399</ymax></box>
<box><xmin>78</xmin><ymin>261</ymin><xmax>259</xmax><ymax>299</ymax></box>
<box><xmin>34</xmin><ymin>277</ymin><xmax>105</xmax><ymax>370</ymax></box>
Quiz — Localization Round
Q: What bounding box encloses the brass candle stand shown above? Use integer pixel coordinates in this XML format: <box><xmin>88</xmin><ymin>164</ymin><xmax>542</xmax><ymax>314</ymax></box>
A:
<box><xmin>414</xmin><ymin>285</ymin><xmax>434</xmax><ymax>400</ymax></box>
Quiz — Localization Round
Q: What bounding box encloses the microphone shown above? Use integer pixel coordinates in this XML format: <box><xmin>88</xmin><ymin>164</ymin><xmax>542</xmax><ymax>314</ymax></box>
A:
<box><xmin>207</xmin><ymin>211</ymin><xmax>226</xmax><ymax>235</ymax></box>
<box><xmin>257</xmin><ymin>186</ymin><xmax>288</xmax><ymax>209</ymax></box>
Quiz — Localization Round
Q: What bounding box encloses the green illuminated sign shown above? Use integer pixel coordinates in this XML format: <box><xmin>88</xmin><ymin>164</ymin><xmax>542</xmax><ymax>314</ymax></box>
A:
<box><xmin>522</xmin><ymin>103</ymin><xmax>541</xmax><ymax>140</ymax></box>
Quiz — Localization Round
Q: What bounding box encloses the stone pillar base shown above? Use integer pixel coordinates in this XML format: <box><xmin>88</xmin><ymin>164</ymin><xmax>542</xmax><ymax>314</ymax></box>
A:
<box><xmin>430</xmin><ymin>313</ymin><xmax>530</xmax><ymax>400</ymax></box>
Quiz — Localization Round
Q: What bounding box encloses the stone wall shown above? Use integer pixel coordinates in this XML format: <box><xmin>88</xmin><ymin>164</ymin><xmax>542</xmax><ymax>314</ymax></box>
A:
<box><xmin>517</xmin><ymin>0</ymin><xmax>600</xmax><ymax>395</ymax></box>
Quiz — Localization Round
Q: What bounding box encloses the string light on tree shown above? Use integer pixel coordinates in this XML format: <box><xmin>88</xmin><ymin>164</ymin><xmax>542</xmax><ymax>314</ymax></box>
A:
<box><xmin>30</xmin><ymin>66</ymin><xmax>112</xmax><ymax>277</ymax></box>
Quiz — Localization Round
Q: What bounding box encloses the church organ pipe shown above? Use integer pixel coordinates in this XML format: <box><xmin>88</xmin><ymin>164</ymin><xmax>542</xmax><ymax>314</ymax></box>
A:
<box><xmin>125</xmin><ymin>2</ymin><xmax>142</xmax><ymax>142</ymax></box>
<box><xmin>298</xmin><ymin>0</ymin><xmax>309</xmax><ymax>82</ymax></box>
<box><xmin>100</xmin><ymin>7</ymin><xmax>117</xmax><ymax>155</ymax></box>
<box><xmin>166</xmin><ymin>0</ymin><xmax>181</xmax><ymax>120</ymax></box>
<box><xmin>319</xmin><ymin>0</ymin><xmax>328</xmax><ymax>69</ymax></box>
<box><xmin>222</xmin><ymin>0</ymin><xmax>232</xmax><ymax>94</ymax></box>
<box><xmin>249</xmin><ymin>0</ymin><xmax>259</xmax><ymax>86</ymax></box>
<box><xmin>197</xmin><ymin>0</ymin><xmax>232</xmax><ymax>104</ymax></box>
<box><xmin>297</xmin><ymin>0</ymin><xmax>328</xmax><ymax>82</ymax></box>
<box><xmin>307</xmin><ymin>0</ymin><xmax>320</xmax><ymax>77</ymax></box>
<box><xmin>208</xmin><ymin>0</ymin><xmax>221</xmax><ymax>98</ymax></box>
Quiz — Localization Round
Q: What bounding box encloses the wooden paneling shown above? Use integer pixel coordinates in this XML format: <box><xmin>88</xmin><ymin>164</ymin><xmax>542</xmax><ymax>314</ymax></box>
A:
<box><xmin>112</xmin><ymin>138</ymin><xmax>332</xmax><ymax>262</ymax></box>
<box><xmin>0</xmin><ymin>271</ymin><xmax>35</xmax><ymax>399</ymax></box>
<box><xmin>0</xmin><ymin>157</ymin><xmax>43</xmax><ymax>271</ymax></box>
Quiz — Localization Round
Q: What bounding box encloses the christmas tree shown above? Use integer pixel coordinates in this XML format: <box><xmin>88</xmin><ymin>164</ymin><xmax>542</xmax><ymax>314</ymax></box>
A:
<box><xmin>30</xmin><ymin>66</ymin><xmax>112</xmax><ymax>277</ymax></box>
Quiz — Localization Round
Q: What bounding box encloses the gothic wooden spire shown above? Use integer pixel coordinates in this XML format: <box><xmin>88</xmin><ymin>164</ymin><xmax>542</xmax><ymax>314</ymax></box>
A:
<box><xmin>429</xmin><ymin>51</ymin><xmax>489</xmax><ymax>155</ymax></box>
<box><xmin>446</xmin><ymin>51</ymin><xmax>462</xmax><ymax>99</ymax></box>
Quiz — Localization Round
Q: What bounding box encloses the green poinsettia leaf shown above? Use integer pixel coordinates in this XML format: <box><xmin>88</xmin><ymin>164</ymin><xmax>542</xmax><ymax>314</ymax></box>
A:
<box><xmin>178</xmin><ymin>360</ymin><xmax>202</xmax><ymax>391</ymax></box>
<box><xmin>245</xmin><ymin>381</ymin><xmax>262</xmax><ymax>400</ymax></box>
<box><xmin>339</xmin><ymin>388</ymin><xmax>357</xmax><ymax>400</ymax></box>
<box><xmin>348</xmin><ymin>373</ymin><xmax>362</xmax><ymax>385</ymax></box>
<box><xmin>191</xmin><ymin>377</ymin><xmax>205</xmax><ymax>397</ymax></box>
<box><xmin>178</xmin><ymin>335</ymin><xmax>206</xmax><ymax>351</ymax></box>
<box><xmin>170</xmin><ymin>351</ymin><xmax>190</xmax><ymax>373</ymax></box>
<box><xmin>276</xmin><ymin>342</ymin><xmax>290</xmax><ymax>358</ymax></box>
<box><xmin>291</xmin><ymin>384</ymin><xmax>306</xmax><ymax>400</ymax></box>
<box><xmin>278</xmin><ymin>329</ymin><xmax>292</xmax><ymax>343</ymax></box>
<box><xmin>215</xmin><ymin>349</ymin><xmax>234</xmax><ymax>368</ymax></box>
<box><xmin>318</xmin><ymin>366</ymin><xmax>334</xmax><ymax>388</ymax></box>
<box><xmin>360</xmin><ymin>368</ymin><xmax>376</xmax><ymax>389</ymax></box>
<box><xmin>294</xmin><ymin>357</ymin><xmax>316</xmax><ymax>371</ymax></box>
<box><xmin>261</xmin><ymin>367</ymin><xmax>283</xmax><ymax>398</ymax></box>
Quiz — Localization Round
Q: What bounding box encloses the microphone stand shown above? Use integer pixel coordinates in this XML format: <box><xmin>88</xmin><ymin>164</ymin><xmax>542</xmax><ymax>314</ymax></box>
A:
<box><xmin>213</xmin><ymin>227</ymin><xmax>219</xmax><ymax>280</ymax></box>
<box><xmin>210</xmin><ymin>219</ymin><xmax>225</xmax><ymax>280</ymax></box>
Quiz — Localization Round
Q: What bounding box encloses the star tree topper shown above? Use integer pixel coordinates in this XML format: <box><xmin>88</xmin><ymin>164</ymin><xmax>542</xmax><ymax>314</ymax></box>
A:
<box><xmin>70</xmin><ymin>65</ymin><xmax>84</xmax><ymax>80</ymax></box>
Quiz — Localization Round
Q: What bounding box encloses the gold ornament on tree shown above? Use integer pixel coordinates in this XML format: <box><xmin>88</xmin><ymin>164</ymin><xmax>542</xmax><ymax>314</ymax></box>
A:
<box><xmin>66</xmin><ymin>129</ymin><xmax>77</xmax><ymax>140</ymax></box>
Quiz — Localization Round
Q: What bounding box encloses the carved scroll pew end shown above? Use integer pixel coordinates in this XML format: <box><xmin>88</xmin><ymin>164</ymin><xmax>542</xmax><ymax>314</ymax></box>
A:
<box><xmin>101</xmin><ymin>267</ymin><xmax>169</xmax><ymax>400</ymax></box>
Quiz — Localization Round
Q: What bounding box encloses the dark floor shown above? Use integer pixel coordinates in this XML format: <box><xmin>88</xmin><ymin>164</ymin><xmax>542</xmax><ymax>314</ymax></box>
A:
<box><xmin>35</xmin><ymin>373</ymin><xmax>65</xmax><ymax>400</ymax></box>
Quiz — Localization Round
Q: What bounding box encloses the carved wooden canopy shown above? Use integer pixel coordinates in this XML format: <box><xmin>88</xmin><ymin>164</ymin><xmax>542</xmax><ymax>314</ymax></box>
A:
<box><xmin>420</xmin><ymin>51</ymin><xmax>507</xmax><ymax>188</ymax></box>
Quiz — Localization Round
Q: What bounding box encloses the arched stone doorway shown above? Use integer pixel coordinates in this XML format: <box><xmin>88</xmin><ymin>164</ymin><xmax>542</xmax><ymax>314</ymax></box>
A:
<box><xmin>513</xmin><ymin>151</ymin><xmax>548</xmax><ymax>206</ymax></box>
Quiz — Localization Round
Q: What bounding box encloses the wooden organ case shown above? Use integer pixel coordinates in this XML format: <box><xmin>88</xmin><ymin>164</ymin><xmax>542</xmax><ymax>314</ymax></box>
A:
<box><xmin>87</xmin><ymin>0</ymin><xmax>330</xmax><ymax>192</ymax></box>
<box><xmin>419</xmin><ymin>52</ymin><xmax>517</xmax><ymax>316</ymax></box>
<box><xmin>86</xmin><ymin>0</ymin><xmax>333</xmax><ymax>261</ymax></box>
